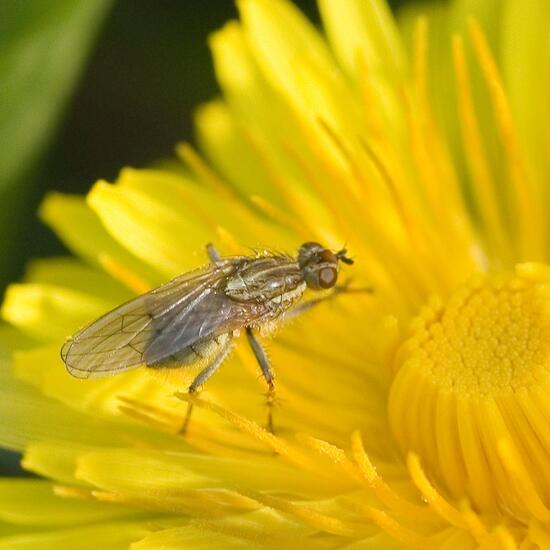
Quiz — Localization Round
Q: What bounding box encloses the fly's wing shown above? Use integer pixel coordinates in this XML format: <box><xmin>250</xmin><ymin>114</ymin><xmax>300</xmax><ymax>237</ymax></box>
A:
<box><xmin>61</xmin><ymin>260</ymin><xmax>257</xmax><ymax>379</ymax></box>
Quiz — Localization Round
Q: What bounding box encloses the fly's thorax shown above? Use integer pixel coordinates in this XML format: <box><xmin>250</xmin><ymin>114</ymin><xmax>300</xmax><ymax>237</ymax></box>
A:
<box><xmin>223</xmin><ymin>257</ymin><xmax>305</xmax><ymax>303</ymax></box>
<box><xmin>263</xmin><ymin>280</ymin><xmax>307</xmax><ymax>317</ymax></box>
<box><xmin>249</xmin><ymin>280</ymin><xmax>307</xmax><ymax>336</ymax></box>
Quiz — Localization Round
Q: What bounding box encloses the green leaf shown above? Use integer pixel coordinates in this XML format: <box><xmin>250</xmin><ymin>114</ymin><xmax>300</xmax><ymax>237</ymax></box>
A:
<box><xmin>0</xmin><ymin>0</ymin><xmax>111</xmax><ymax>187</ymax></box>
<box><xmin>0</xmin><ymin>0</ymin><xmax>112</xmax><ymax>289</ymax></box>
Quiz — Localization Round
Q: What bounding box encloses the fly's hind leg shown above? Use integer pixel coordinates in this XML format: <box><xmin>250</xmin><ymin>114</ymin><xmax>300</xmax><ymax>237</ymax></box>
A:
<box><xmin>180</xmin><ymin>340</ymin><xmax>233</xmax><ymax>435</ymax></box>
<box><xmin>246</xmin><ymin>327</ymin><xmax>276</xmax><ymax>433</ymax></box>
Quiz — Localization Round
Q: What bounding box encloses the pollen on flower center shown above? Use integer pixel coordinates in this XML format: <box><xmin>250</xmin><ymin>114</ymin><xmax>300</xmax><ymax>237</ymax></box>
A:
<box><xmin>408</xmin><ymin>273</ymin><xmax>548</xmax><ymax>395</ymax></box>
<box><xmin>389</xmin><ymin>264</ymin><xmax>550</xmax><ymax>519</ymax></box>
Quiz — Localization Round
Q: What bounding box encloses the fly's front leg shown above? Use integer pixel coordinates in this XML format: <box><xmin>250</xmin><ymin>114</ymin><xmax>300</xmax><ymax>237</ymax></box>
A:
<box><xmin>246</xmin><ymin>327</ymin><xmax>276</xmax><ymax>433</ymax></box>
<box><xmin>282</xmin><ymin>281</ymin><xmax>373</xmax><ymax>322</ymax></box>
<box><xmin>206</xmin><ymin>243</ymin><xmax>221</xmax><ymax>264</ymax></box>
<box><xmin>180</xmin><ymin>340</ymin><xmax>233</xmax><ymax>435</ymax></box>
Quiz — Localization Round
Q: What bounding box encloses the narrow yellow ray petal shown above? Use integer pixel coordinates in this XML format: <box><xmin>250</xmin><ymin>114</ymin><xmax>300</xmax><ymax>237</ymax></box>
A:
<box><xmin>250</xmin><ymin>195</ymin><xmax>310</xmax><ymax>240</ymax></box>
<box><xmin>412</xmin><ymin>16</ymin><xmax>427</xmax><ymax>110</ymax></box>
<box><xmin>13</xmin><ymin>345</ymin><xmax>202</xmax><ymax>446</ymax></box>
<box><xmin>497</xmin><ymin>437</ymin><xmax>550</xmax><ymax>522</ymax></box>
<box><xmin>452</xmin><ymin>35</ymin><xmax>509</xmax><ymax>265</ymax></box>
<box><xmin>338</xmin><ymin>532</ymin><xmax>410</xmax><ymax>549</ymax></box>
<box><xmin>432</xmin><ymin>390</ymin><xmax>465</xmax><ymax>499</ymax></box>
<box><xmin>24</xmin><ymin>258</ymin><xmax>132</xmax><ymax>302</ymax></box>
<box><xmin>195</xmin><ymin>101</ymin><xmax>287</xmax><ymax>209</ymax></box>
<box><xmin>87</xmin><ymin>180</ymin><xmax>211</xmax><ymax>276</ymax></box>
<box><xmin>132</xmin><ymin>509</ymin><xmax>329</xmax><ymax>550</ymax></box>
<box><xmin>528</xmin><ymin>521</ymin><xmax>550</xmax><ymax>549</ymax></box>
<box><xmin>0</xmin><ymin>520</ymin><xmax>153</xmax><ymax>550</ymax></box>
<box><xmin>176</xmin><ymin>142</ymin><xmax>235</xmax><ymax>199</ymax></box>
<box><xmin>483</xmin><ymin>526</ymin><xmax>518</xmax><ymax>550</ymax></box>
<box><xmin>406</xmin><ymin>453</ymin><xmax>487</xmax><ymax>540</ymax></box>
<box><xmin>1</xmin><ymin>283</ymin><xmax>111</xmax><ymax>342</ymax></box>
<box><xmin>116</xmin><ymin>395</ymin><xmax>182</xmax><ymax>433</ymax></box>
<box><xmin>363</xmin><ymin>507</ymin><xmax>435</xmax><ymax>549</ymax></box>
<box><xmin>238</xmin><ymin>0</ymin><xmax>336</xmax><ymax>115</ymax></box>
<box><xmin>350</xmin><ymin>431</ymin><xmax>434</xmax><ymax>524</ymax></box>
<box><xmin>76</xmin><ymin>446</ymin><xmax>335</xmax><ymax>499</ymax></box>
<box><xmin>500</xmin><ymin>0</ymin><xmax>550</xmax><ymax>189</ymax></box>
<box><xmin>130</xmin><ymin>525</ymin><xmax>272</xmax><ymax>550</ymax></box>
<box><xmin>39</xmin><ymin>193</ymin><xmax>162</xmax><ymax>287</ymax></box>
<box><xmin>0</xmin><ymin>359</ymin><xmax>128</xmax><ymax>452</ymax></box>
<box><xmin>239</xmin><ymin>489</ymin><xmax>374</xmax><ymax>538</ymax></box>
<box><xmin>318</xmin><ymin>0</ymin><xmax>405</xmax><ymax>81</ymax></box>
<box><xmin>208</xmin><ymin>20</ymin><xmax>341</xmax><ymax>230</ymax></box>
<box><xmin>289</xmin><ymin>125</ymin><xmax>430</xmax><ymax>311</ymax></box>
<box><xmin>116</xmin><ymin>166</ymin><xmax>293</xmax><ymax>252</ymax></box>
<box><xmin>22</xmin><ymin>444</ymin><xmax>86</xmax><ymax>486</ymax></box>
<box><xmin>98</xmin><ymin>255</ymin><xmax>151</xmax><ymax>294</ymax></box>
<box><xmin>468</xmin><ymin>19</ymin><xmax>544</xmax><ymax>261</ymax></box>
<box><xmin>0</xmin><ymin>479</ymin><xmax>139</xmax><ymax>527</ymax></box>
<box><xmin>176</xmin><ymin>393</ymin><xmax>353</xmax><ymax>489</ymax></box>
<box><xmin>92</xmin><ymin>487</ymin><xmax>259</xmax><ymax>518</ymax></box>
<box><xmin>408</xmin><ymin>18</ymin><xmax>467</xmax><ymax>241</ymax></box>
<box><xmin>405</xmin><ymin>101</ymin><xmax>477</xmax><ymax>288</ymax></box>
<box><xmin>297</xmin><ymin>435</ymin><xmax>362</xmax><ymax>484</ymax></box>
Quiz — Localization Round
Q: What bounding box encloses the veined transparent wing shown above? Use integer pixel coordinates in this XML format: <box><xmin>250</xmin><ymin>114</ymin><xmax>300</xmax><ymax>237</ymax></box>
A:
<box><xmin>61</xmin><ymin>260</ymin><xmax>257</xmax><ymax>379</ymax></box>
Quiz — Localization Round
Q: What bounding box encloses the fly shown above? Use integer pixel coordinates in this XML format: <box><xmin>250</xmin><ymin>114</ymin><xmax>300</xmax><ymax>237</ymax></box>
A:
<box><xmin>61</xmin><ymin>242</ymin><xmax>356</xmax><ymax>433</ymax></box>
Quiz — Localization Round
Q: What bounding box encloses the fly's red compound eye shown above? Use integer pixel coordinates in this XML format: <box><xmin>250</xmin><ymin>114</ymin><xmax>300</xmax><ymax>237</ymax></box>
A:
<box><xmin>319</xmin><ymin>267</ymin><xmax>337</xmax><ymax>289</ymax></box>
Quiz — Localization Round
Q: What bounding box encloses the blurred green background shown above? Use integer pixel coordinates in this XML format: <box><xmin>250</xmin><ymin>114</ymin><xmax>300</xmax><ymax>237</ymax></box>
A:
<box><xmin>0</xmin><ymin>0</ymin><xmax>401</xmax><ymax>474</ymax></box>
<box><xmin>2</xmin><ymin>0</ymin><xmax>245</xmax><ymax>294</ymax></box>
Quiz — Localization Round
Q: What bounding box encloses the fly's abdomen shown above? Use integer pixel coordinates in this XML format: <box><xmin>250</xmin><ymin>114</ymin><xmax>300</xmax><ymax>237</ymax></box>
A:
<box><xmin>147</xmin><ymin>333</ymin><xmax>231</xmax><ymax>368</ymax></box>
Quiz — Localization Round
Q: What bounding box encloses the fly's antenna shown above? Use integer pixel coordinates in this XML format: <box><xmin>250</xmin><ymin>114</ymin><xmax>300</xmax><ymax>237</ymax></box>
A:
<box><xmin>336</xmin><ymin>248</ymin><xmax>354</xmax><ymax>265</ymax></box>
<box><xmin>335</xmin><ymin>240</ymin><xmax>354</xmax><ymax>265</ymax></box>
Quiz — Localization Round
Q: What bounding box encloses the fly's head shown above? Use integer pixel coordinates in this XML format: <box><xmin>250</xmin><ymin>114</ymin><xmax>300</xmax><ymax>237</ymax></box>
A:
<box><xmin>297</xmin><ymin>242</ymin><xmax>353</xmax><ymax>291</ymax></box>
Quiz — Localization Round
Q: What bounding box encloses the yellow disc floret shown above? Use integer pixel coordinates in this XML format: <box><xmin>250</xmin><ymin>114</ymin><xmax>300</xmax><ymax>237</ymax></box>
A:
<box><xmin>389</xmin><ymin>263</ymin><xmax>550</xmax><ymax>520</ymax></box>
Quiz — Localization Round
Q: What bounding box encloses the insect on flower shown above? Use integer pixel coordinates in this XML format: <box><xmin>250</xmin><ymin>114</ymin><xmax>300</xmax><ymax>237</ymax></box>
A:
<box><xmin>61</xmin><ymin>242</ymin><xmax>356</xmax><ymax>432</ymax></box>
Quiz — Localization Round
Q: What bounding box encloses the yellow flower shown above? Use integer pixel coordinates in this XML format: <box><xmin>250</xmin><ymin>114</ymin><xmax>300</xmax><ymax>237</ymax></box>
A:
<box><xmin>1</xmin><ymin>0</ymin><xmax>550</xmax><ymax>547</ymax></box>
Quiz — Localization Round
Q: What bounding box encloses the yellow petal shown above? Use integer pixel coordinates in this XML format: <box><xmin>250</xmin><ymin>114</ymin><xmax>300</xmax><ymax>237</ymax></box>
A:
<box><xmin>0</xmin><ymin>520</ymin><xmax>152</xmax><ymax>550</ymax></box>
<box><xmin>239</xmin><ymin>0</ymin><xmax>359</xmax><ymax>148</ymax></box>
<box><xmin>0</xmin><ymin>479</ymin><xmax>139</xmax><ymax>527</ymax></box>
<box><xmin>397</xmin><ymin>0</ymin><xmax>500</xmax><ymax>162</ymax></box>
<box><xmin>39</xmin><ymin>193</ymin><xmax>162</xmax><ymax>288</ymax></box>
<box><xmin>76</xmin><ymin>449</ymin><xmax>259</xmax><ymax>515</ymax></box>
<box><xmin>500</xmin><ymin>0</ymin><xmax>550</xmax><ymax>182</ymax></box>
<box><xmin>238</xmin><ymin>0</ymin><xmax>333</xmax><ymax>102</ymax></box>
<box><xmin>12</xmin><ymin>345</ymin><xmax>187</xmax><ymax>439</ymax></box>
<box><xmin>1</xmin><ymin>283</ymin><xmax>112</xmax><ymax>342</ymax></box>
<box><xmin>131</xmin><ymin>526</ymin><xmax>256</xmax><ymax>550</ymax></box>
<box><xmin>22</xmin><ymin>443</ymin><xmax>89</xmax><ymax>486</ymax></box>
<box><xmin>208</xmin><ymin>22</ymin><xmax>321</xmax><ymax>214</ymax></box>
<box><xmin>116</xmin><ymin>166</ymin><xmax>294</xmax><ymax>253</ymax></box>
<box><xmin>0</xmin><ymin>324</ymin><xmax>35</xmax><ymax>356</ymax></box>
<box><xmin>195</xmin><ymin>101</ymin><xmax>338</xmax><ymax>246</ymax></box>
<box><xmin>132</xmin><ymin>509</ymin><xmax>322</xmax><ymax>550</ymax></box>
<box><xmin>0</xmin><ymin>359</ymin><xmax>121</xmax><ymax>452</ymax></box>
<box><xmin>318</xmin><ymin>0</ymin><xmax>405</xmax><ymax>81</ymax></box>
<box><xmin>76</xmin><ymin>447</ymin><xmax>336</xmax><ymax>503</ymax></box>
<box><xmin>195</xmin><ymin>100</ymin><xmax>285</xmax><ymax>208</ymax></box>
<box><xmin>24</xmin><ymin>258</ymin><xmax>132</xmax><ymax>305</ymax></box>
<box><xmin>87</xmin><ymin>179</ymin><xmax>211</xmax><ymax>277</ymax></box>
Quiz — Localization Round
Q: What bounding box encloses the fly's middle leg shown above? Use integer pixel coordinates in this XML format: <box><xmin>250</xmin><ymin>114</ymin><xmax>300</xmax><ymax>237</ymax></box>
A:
<box><xmin>246</xmin><ymin>327</ymin><xmax>276</xmax><ymax>433</ymax></box>
<box><xmin>179</xmin><ymin>340</ymin><xmax>233</xmax><ymax>435</ymax></box>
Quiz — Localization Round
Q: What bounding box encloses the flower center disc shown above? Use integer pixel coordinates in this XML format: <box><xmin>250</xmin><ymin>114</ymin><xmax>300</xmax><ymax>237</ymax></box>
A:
<box><xmin>389</xmin><ymin>264</ymin><xmax>550</xmax><ymax>518</ymax></box>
